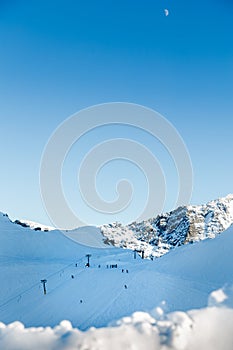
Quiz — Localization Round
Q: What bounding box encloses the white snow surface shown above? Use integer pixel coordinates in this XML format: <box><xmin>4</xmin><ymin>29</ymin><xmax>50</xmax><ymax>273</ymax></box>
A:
<box><xmin>63</xmin><ymin>226</ymin><xmax>109</xmax><ymax>248</ymax></box>
<box><xmin>1</xmin><ymin>291</ymin><xmax>233</xmax><ymax>350</ymax></box>
<box><xmin>1</xmin><ymin>208</ymin><xmax>233</xmax><ymax>348</ymax></box>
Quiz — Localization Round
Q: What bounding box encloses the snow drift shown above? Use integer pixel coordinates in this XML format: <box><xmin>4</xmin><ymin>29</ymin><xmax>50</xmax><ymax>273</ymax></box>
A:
<box><xmin>1</xmin><ymin>286</ymin><xmax>233</xmax><ymax>350</ymax></box>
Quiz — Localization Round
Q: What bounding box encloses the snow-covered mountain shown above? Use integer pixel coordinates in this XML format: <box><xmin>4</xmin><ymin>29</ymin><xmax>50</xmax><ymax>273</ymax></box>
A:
<box><xmin>11</xmin><ymin>194</ymin><xmax>233</xmax><ymax>258</ymax></box>
<box><xmin>1</xmin><ymin>207</ymin><xmax>233</xmax><ymax>328</ymax></box>
<box><xmin>100</xmin><ymin>194</ymin><xmax>233</xmax><ymax>257</ymax></box>
<box><xmin>2</xmin><ymin>205</ymin><xmax>233</xmax><ymax>349</ymax></box>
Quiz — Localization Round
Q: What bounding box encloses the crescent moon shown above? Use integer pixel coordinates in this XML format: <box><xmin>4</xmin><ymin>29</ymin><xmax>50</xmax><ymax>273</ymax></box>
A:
<box><xmin>164</xmin><ymin>9</ymin><xmax>169</xmax><ymax>17</ymax></box>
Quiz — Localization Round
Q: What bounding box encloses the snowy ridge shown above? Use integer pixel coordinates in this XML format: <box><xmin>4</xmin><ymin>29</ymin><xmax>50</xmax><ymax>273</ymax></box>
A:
<box><xmin>14</xmin><ymin>219</ymin><xmax>55</xmax><ymax>232</ymax></box>
<box><xmin>100</xmin><ymin>194</ymin><xmax>233</xmax><ymax>257</ymax></box>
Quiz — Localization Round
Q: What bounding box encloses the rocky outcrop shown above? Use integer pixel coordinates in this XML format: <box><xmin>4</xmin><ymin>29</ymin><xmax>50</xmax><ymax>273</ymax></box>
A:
<box><xmin>100</xmin><ymin>194</ymin><xmax>233</xmax><ymax>258</ymax></box>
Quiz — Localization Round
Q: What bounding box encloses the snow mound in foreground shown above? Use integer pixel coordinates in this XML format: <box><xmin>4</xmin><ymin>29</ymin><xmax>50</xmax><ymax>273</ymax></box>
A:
<box><xmin>1</xmin><ymin>287</ymin><xmax>233</xmax><ymax>350</ymax></box>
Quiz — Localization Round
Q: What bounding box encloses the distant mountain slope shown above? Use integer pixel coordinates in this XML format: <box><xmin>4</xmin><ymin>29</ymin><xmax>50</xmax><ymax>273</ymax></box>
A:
<box><xmin>0</xmin><ymin>212</ymin><xmax>111</xmax><ymax>260</ymax></box>
<box><xmin>100</xmin><ymin>194</ymin><xmax>233</xmax><ymax>257</ymax></box>
<box><xmin>13</xmin><ymin>216</ymin><xmax>108</xmax><ymax>249</ymax></box>
<box><xmin>7</xmin><ymin>194</ymin><xmax>233</xmax><ymax>258</ymax></box>
<box><xmin>63</xmin><ymin>226</ymin><xmax>110</xmax><ymax>249</ymax></box>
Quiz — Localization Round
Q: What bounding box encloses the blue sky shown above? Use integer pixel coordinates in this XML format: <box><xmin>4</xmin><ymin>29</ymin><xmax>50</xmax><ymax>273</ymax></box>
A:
<box><xmin>0</xmin><ymin>0</ymin><xmax>232</xmax><ymax>226</ymax></box>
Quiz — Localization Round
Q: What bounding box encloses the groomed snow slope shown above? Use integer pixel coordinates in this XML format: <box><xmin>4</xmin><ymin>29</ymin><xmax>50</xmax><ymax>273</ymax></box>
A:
<box><xmin>1</xmin><ymin>212</ymin><xmax>233</xmax><ymax>334</ymax></box>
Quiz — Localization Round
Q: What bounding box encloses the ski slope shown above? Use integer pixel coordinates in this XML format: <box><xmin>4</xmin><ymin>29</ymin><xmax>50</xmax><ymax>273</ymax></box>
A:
<box><xmin>1</xmin><ymin>211</ymin><xmax>233</xmax><ymax>335</ymax></box>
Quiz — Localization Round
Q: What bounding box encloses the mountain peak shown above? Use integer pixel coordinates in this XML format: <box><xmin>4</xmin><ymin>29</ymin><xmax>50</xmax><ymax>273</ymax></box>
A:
<box><xmin>100</xmin><ymin>194</ymin><xmax>233</xmax><ymax>258</ymax></box>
